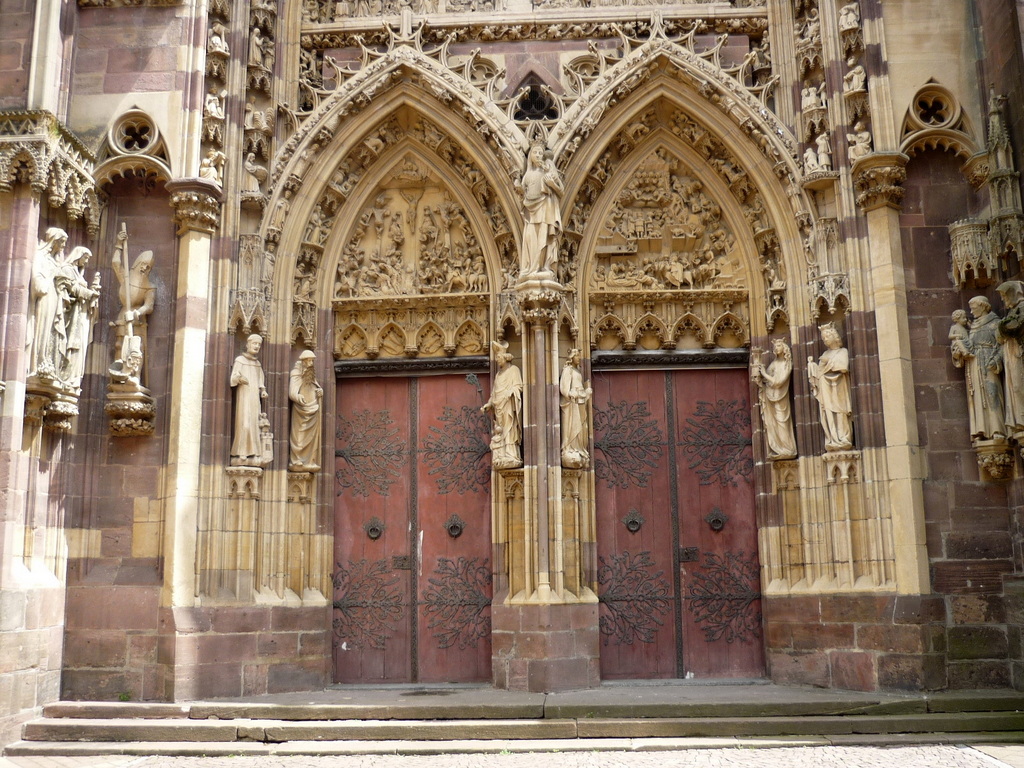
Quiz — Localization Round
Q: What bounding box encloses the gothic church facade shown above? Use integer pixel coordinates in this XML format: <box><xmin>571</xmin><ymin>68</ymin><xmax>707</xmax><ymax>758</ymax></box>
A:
<box><xmin>2</xmin><ymin>0</ymin><xmax>1024</xmax><ymax>745</ymax></box>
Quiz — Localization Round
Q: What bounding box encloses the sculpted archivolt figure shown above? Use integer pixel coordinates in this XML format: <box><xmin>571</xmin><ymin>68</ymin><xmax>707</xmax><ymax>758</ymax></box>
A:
<box><xmin>997</xmin><ymin>280</ymin><xmax>1024</xmax><ymax>436</ymax></box>
<box><xmin>289</xmin><ymin>350</ymin><xmax>323</xmax><ymax>473</ymax></box>
<box><xmin>110</xmin><ymin>224</ymin><xmax>155</xmax><ymax>387</ymax></box>
<box><xmin>951</xmin><ymin>300</ymin><xmax>1005</xmax><ymax>442</ymax></box>
<box><xmin>482</xmin><ymin>341</ymin><xmax>523</xmax><ymax>470</ymax></box>
<box><xmin>560</xmin><ymin>348</ymin><xmax>592</xmax><ymax>469</ymax></box>
<box><xmin>751</xmin><ymin>338</ymin><xmax>798</xmax><ymax>460</ymax></box>
<box><xmin>230</xmin><ymin>334</ymin><xmax>269</xmax><ymax>467</ymax></box>
<box><xmin>519</xmin><ymin>142</ymin><xmax>563</xmax><ymax>280</ymax></box>
<box><xmin>807</xmin><ymin>323</ymin><xmax>854</xmax><ymax>451</ymax></box>
<box><xmin>28</xmin><ymin>227</ymin><xmax>68</xmax><ymax>378</ymax></box>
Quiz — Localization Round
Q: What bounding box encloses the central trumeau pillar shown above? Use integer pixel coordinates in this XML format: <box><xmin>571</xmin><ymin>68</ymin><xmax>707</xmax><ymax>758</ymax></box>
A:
<box><xmin>490</xmin><ymin>160</ymin><xmax>600</xmax><ymax>687</ymax></box>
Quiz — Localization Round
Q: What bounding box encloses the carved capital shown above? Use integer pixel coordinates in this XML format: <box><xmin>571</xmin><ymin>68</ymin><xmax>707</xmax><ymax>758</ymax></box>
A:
<box><xmin>963</xmin><ymin>151</ymin><xmax>991</xmax><ymax>189</ymax></box>
<box><xmin>105</xmin><ymin>386</ymin><xmax>156</xmax><ymax>437</ymax></box>
<box><xmin>852</xmin><ymin>153</ymin><xmax>909</xmax><ymax>212</ymax></box>
<box><xmin>517</xmin><ymin>287</ymin><xmax>562</xmax><ymax>325</ymax></box>
<box><xmin>166</xmin><ymin>178</ymin><xmax>223</xmax><ymax>234</ymax></box>
<box><xmin>823</xmin><ymin>450</ymin><xmax>860</xmax><ymax>484</ymax></box>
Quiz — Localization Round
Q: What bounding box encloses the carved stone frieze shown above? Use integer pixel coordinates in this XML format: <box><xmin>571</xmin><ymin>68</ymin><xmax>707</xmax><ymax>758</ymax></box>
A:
<box><xmin>590</xmin><ymin>289</ymin><xmax>749</xmax><ymax>352</ymax></box>
<box><xmin>78</xmin><ymin>0</ymin><xmax>180</xmax><ymax>5</ymax></box>
<box><xmin>852</xmin><ymin>153</ymin><xmax>908</xmax><ymax>212</ymax></box>
<box><xmin>333</xmin><ymin>294</ymin><xmax>488</xmax><ymax>361</ymax></box>
<box><xmin>0</xmin><ymin>111</ymin><xmax>99</xmax><ymax>232</ymax></box>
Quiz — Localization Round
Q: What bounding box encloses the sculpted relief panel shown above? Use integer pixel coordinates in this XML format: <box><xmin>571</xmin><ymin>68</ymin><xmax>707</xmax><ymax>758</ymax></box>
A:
<box><xmin>588</xmin><ymin>149</ymin><xmax>750</xmax><ymax>351</ymax></box>
<box><xmin>333</xmin><ymin>154</ymin><xmax>491</xmax><ymax>361</ymax></box>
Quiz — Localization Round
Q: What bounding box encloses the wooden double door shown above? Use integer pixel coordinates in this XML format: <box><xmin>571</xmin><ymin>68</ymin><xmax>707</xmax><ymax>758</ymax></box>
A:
<box><xmin>332</xmin><ymin>373</ymin><xmax>493</xmax><ymax>683</ymax></box>
<box><xmin>592</xmin><ymin>367</ymin><xmax>764</xmax><ymax>679</ymax></box>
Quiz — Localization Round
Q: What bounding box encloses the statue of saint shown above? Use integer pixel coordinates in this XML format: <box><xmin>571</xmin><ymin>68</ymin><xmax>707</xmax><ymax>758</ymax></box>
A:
<box><xmin>289</xmin><ymin>350</ymin><xmax>323</xmax><ymax>472</ymax></box>
<box><xmin>28</xmin><ymin>227</ymin><xmax>68</xmax><ymax>378</ymax></box>
<box><xmin>997</xmin><ymin>280</ymin><xmax>1024</xmax><ymax>436</ymax></box>
<box><xmin>230</xmin><ymin>334</ymin><xmax>269</xmax><ymax>466</ymax></box>
<box><xmin>519</xmin><ymin>142</ymin><xmax>562</xmax><ymax>279</ymax></box>
<box><xmin>807</xmin><ymin>323</ymin><xmax>854</xmax><ymax>451</ymax></box>
<box><xmin>952</xmin><ymin>299</ymin><xmax>1005</xmax><ymax>442</ymax></box>
<box><xmin>481</xmin><ymin>341</ymin><xmax>523</xmax><ymax>470</ymax></box>
<box><xmin>110</xmin><ymin>224</ymin><xmax>155</xmax><ymax>387</ymax></box>
<box><xmin>55</xmin><ymin>246</ymin><xmax>101</xmax><ymax>386</ymax></box>
<box><xmin>752</xmin><ymin>338</ymin><xmax>798</xmax><ymax>460</ymax></box>
<box><xmin>560</xmin><ymin>348</ymin><xmax>592</xmax><ymax>468</ymax></box>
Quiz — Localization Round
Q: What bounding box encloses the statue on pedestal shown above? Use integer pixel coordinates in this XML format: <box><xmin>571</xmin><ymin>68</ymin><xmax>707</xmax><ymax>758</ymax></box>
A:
<box><xmin>519</xmin><ymin>142</ymin><xmax>563</xmax><ymax>281</ymax></box>
<box><xmin>289</xmin><ymin>350</ymin><xmax>323</xmax><ymax>472</ymax></box>
<box><xmin>752</xmin><ymin>338</ymin><xmax>798</xmax><ymax>460</ymax></box>
<box><xmin>231</xmin><ymin>334</ymin><xmax>269</xmax><ymax>467</ymax></box>
<box><xmin>28</xmin><ymin>227</ymin><xmax>68</xmax><ymax>379</ymax></box>
<box><xmin>997</xmin><ymin>280</ymin><xmax>1024</xmax><ymax>437</ymax></box>
<box><xmin>807</xmin><ymin>323</ymin><xmax>854</xmax><ymax>451</ymax></box>
<box><xmin>55</xmin><ymin>246</ymin><xmax>101</xmax><ymax>386</ymax></box>
<box><xmin>951</xmin><ymin>299</ymin><xmax>1005</xmax><ymax>442</ymax></box>
<box><xmin>560</xmin><ymin>348</ymin><xmax>592</xmax><ymax>468</ymax></box>
<box><xmin>482</xmin><ymin>341</ymin><xmax>523</xmax><ymax>470</ymax></box>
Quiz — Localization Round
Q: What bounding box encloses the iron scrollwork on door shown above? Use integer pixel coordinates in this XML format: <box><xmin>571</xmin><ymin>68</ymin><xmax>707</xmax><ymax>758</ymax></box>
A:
<box><xmin>332</xmin><ymin>558</ymin><xmax>404</xmax><ymax>650</ymax></box>
<box><xmin>597</xmin><ymin>550</ymin><xmax>671</xmax><ymax>645</ymax></box>
<box><xmin>422</xmin><ymin>405</ymin><xmax>491</xmax><ymax>495</ymax></box>
<box><xmin>678</xmin><ymin>399</ymin><xmax>753</xmax><ymax>487</ymax></box>
<box><xmin>336</xmin><ymin>409</ymin><xmax>406</xmax><ymax>498</ymax></box>
<box><xmin>421</xmin><ymin>556</ymin><xmax>492</xmax><ymax>650</ymax></box>
<box><xmin>593</xmin><ymin>400</ymin><xmax>665</xmax><ymax>489</ymax></box>
<box><xmin>685</xmin><ymin>550</ymin><xmax>761</xmax><ymax>644</ymax></box>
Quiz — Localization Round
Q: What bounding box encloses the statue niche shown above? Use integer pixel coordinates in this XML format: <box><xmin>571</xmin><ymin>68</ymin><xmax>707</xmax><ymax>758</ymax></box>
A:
<box><xmin>588</xmin><ymin>148</ymin><xmax>750</xmax><ymax>352</ymax></box>
<box><xmin>332</xmin><ymin>154</ymin><xmax>491</xmax><ymax>362</ymax></box>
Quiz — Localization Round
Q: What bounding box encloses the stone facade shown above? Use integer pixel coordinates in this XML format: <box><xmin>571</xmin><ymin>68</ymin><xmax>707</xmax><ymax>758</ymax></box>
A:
<box><xmin>3</xmin><ymin>0</ymin><xmax>1024</xmax><ymax>747</ymax></box>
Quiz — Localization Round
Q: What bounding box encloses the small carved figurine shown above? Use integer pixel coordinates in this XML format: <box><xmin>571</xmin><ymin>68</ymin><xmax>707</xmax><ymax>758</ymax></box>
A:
<box><xmin>847</xmin><ymin>121</ymin><xmax>873</xmax><ymax>161</ymax></box>
<box><xmin>560</xmin><ymin>348</ymin><xmax>592</xmax><ymax>468</ymax></box>
<box><xmin>289</xmin><ymin>350</ymin><xmax>323</xmax><ymax>473</ymax></box>
<box><xmin>752</xmin><ymin>338</ymin><xmax>798</xmax><ymax>460</ymax></box>
<box><xmin>199</xmin><ymin>148</ymin><xmax>226</xmax><ymax>185</ymax></box>
<box><xmin>815</xmin><ymin>131</ymin><xmax>833</xmax><ymax>171</ymax></box>
<box><xmin>481</xmin><ymin>341</ymin><xmax>523</xmax><ymax>470</ymax></box>
<box><xmin>839</xmin><ymin>2</ymin><xmax>861</xmax><ymax>32</ymax></box>
<box><xmin>843</xmin><ymin>65</ymin><xmax>866</xmax><ymax>93</ymax></box>
<box><xmin>519</xmin><ymin>141</ymin><xmax>563</xmax><ymax>279</ymax></box>
<box><xmin>230</xmin><ymin>334</ymin><xmax>269</xmax><ymax>466</ymax></box>
<box><xmin>807</xmin><ymin>323</ymin><xmax>854</xmax><ymax>451</ymax></box>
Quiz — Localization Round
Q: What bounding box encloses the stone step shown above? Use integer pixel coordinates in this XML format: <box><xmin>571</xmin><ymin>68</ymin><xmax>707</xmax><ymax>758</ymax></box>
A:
<box><xmin>17</xmin><ymin>710</ymin><xmax>1024</xmax><ymax>745</ymax></box>
<box><xmin>7</xmin><ymin>731</ymin><xmax>1024</xmax><ymax>758</ymax></box>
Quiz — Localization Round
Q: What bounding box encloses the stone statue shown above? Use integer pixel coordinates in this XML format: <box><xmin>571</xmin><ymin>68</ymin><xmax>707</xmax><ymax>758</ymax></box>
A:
<box><xmin>28</xmin><ymin>227</ymin><xmax>68</xmax><ymax>378</ymax></box>
<box><xmin>481</xmin><ymin>341</ymin><xmax>523</xmax><ymax>470</ymax></box>
<box><xmin>815</xmin><ymin>131</ymin><xmax>833</xmax><ymax>171</ymax></box>
<box><xmin>839</xmin><ymin>2</ymin><xmax>861</xmax><ymax>32</ymax></box>
<box><xmin>55</xmin><ymin>246</ymin><xmax>101</xmax><ymax>385</ymax></box>
<box><xmin>997</xmin><ymin>280</ymin><xmax>1024</xmax><ymax>436</ymax></box>
<box><xmin>807</xmin><ymin>323</ymin><xmax>854</xmax><ymax>451</ymax></box>
<box><xmin>289</xmin><ymin>350</ymin><xmax>323</xmax><ymax>472</ymax></box>
<box><xmin>519</xmin><ymin>142</ymin><xmax>563</xmax><ymax>279</ymax></box>
<box><xmin>844</xmin><ymin>65</ymin><xmax>866</xmax><ymax>93</ymax></box>
<box><xmin>952</xmin><ymin>299</ymin><xmax>1005</xmax><ymax>442</ymax></box>
<box><xmin>848</xmin><ymin>121</ymin><xmax>872</xmax><ymax>161</ymax></box>
<box><xmin>559</xmin><ymin>348</ymin><xmax>592</xmax><ymax>468</ymax></box>
<box><xmin>204</xmin><ymin>88</ymin><xmax>225</xmax><ymax>120</ymax></box>
<box><xmin>230</xmin><ymin>334</ymin><xmax>269</xmax><ymax>466</ymax></box>
<box><xmin>110</xmin><ymin>224</ymin><xmax>155</xmax><ymax>387</ymax></box>
<box><xmin>199</xmin><ymin>148</ymin><xmax>226</xmax><ymax>185</ymax></box>
<box><xmin>208</xmin><ymin>21</ymin><xmax>229</xmax><ymax>55</ymax></box>
<box><xmin>752</xmin><ymin>338</ymin><xmax>798</xmax><ymax>460</ymax></box>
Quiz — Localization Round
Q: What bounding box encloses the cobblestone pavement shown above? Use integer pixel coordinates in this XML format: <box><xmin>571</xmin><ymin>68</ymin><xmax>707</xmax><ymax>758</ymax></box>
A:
<box><xmin>3</xmin><ymin>746</ymin><xmax>1023</xmax><ymax>768</ymax></box>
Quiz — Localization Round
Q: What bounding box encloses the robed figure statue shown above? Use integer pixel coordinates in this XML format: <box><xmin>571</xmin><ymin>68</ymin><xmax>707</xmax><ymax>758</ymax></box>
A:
<box><xmin>482</xmin><ymin>341</ymin><xmax>524</xmax><ymax>470</ymax></box>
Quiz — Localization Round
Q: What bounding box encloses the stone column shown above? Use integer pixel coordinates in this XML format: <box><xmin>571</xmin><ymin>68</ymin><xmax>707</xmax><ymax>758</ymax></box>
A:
<box><xmin>852</xmin><ymin>152</ymin><xmax>929</xmax><ymax>594</ymax></box>
<box><xmin>160</xmin><ymin>178</ymin><xmax>222</xmax><ymax>612</ymax></box>
<box><xmin>0</xmin><ymin>183</ymin><xmax>41</xmax><ymax>584</ymax></box>
<box><xmin>491</xmin><ymin>287</ymin><xmax>599</xmax><ymax>692</ymax></box>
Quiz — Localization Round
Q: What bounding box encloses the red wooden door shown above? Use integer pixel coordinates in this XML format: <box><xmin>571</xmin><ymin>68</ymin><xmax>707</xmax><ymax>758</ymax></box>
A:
<box><xmin>593</xmin><ymin>367</ymin><xmax>764</xmax><ymax>680</ymax></box>
<box><xmin>332</xmin><ymin>373</ymin><xmax>492</xmax><ymax>683</ymax></box>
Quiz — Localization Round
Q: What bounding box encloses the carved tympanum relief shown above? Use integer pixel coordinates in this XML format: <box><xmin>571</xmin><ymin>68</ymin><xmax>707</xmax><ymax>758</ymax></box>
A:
<box><xmin>588</xmin><ymin>148</ymin><xmax>750</xmax><ymax>351</ymax></box>
<box><xmin>331</xmin><ymin>152</ymin><xmax>493</xmax><ymax>361</ymax></box>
